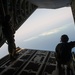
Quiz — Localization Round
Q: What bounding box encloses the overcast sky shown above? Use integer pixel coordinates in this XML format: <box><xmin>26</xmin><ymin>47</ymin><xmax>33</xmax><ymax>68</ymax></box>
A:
<box><xmin>0</xmin><ymin>7</ymin><xmax>75</xmax><ymax>59</ymax></box>
<box><xmin>15</xmin><ymin>7</ymin><xmax>75</xmax><ymax>50</ymax></box>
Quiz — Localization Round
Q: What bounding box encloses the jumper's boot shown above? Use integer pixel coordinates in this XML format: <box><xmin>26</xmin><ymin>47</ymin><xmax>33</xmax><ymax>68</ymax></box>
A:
<box><xmin>9</xmin><ymin>51</ymin><xmax>17</xmax><ymax>61</ymax></box>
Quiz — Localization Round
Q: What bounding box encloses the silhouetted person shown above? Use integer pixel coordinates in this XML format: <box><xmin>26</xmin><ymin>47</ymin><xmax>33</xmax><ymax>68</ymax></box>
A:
<box><xmin>2</xmin><ymin>15</ymin><xmax>16</xmax><ymax>61</ymax></box>
<box><xmin>55</xmin><ymin>34</ymin><xmax>75</xmax><ymax>75</ymax></box>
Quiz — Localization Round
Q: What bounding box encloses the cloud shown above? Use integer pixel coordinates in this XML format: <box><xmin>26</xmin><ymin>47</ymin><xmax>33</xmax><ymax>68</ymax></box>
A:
<box><xmin>24</xmin><ymin>25</ymin><xmax>68</xmax><ymax>42</ymax></box>
<box><xmin>41</xmin><ymin>29</ymin><xmax>59</xmax><ymax>36</ymax></box>
<box><xmin>24</xmin><ymin>36</ymin><xmax>38</xmax><ymax>42</ymax></box>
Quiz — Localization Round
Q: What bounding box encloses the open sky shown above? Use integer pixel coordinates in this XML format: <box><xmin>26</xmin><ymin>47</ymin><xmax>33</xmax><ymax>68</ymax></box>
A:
<box><xmin>0</xmin><ymin>6</ymin><xmax>75</xmax><ymax>59</ymax></box>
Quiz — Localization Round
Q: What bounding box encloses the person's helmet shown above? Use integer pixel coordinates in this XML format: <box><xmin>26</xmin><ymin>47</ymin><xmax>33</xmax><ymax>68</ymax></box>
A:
<box><xmin>61</xmin><ymin>34</ymin><xmax>69</xmax><ymax>42</ymax></box>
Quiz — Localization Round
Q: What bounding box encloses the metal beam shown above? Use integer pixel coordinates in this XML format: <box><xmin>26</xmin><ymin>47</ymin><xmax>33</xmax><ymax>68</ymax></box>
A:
<box><xmin>71</xmin><ymin>0</ymin><xmax>75</xmax><ymax>23</ymax></box>
<box><xmin>28</xmin><ymin>0</ymin><xmax>71</xmax><ymax>8</ymax></box>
